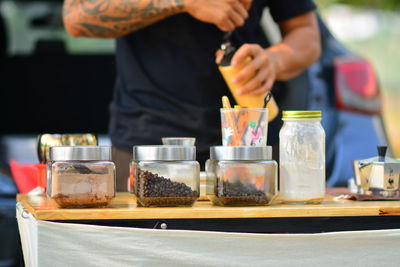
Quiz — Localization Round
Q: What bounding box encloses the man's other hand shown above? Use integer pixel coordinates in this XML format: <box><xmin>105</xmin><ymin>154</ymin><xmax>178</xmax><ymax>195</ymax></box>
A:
<box><xmin>231</xmin><ymin>44</ymin><xmax>279</xmax><ymax>96</ymax></box>
<box><xmin>184</xmin><ymin>0</ymin><xmax>253</xmax><ymax>32</ymax></box>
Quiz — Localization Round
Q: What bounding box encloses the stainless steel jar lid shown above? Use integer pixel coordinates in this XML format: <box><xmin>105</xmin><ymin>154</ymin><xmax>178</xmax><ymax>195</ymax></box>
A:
<box><xmin>49</xmin><ymin>146</ymin><xmax>111</xmax><ymax>161</ymax></box>
<box><xmin>210</xmin><ymin>146</ymin><xmax>272</xmax><ymax>161</ymax></box>
<box><xmin>133</xmin><ymin>146</ymin><xmax>196</xmax><ymax>161</ymax></box>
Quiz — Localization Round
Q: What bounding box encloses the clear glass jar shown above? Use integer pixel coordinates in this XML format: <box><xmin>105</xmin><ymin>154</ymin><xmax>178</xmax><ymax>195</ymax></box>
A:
<box><xmin>131</xmin><ymin>146</ymin><xmax>200</xmax><ymax>207</ymax></box>
<box><xmin>279</xmin><ymin>111</ymin><xmax>325</xmax><ymax>204</ymax></box>
<box><xmin>47</xmin><ymin>146</ymin><xmax>116</xmax><ymax>208</ymax></box>
<box><xmin>206</xmin><ymin>146</ymin><xmax>277</xmax><ymax>206</ymax></box>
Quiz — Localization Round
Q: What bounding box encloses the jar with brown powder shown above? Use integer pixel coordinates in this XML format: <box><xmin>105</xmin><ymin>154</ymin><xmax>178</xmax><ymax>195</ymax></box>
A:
<box><xmin>47</xmin><ymin>146</ymin><xmax>116</xmax><ymax>208</ymax></box>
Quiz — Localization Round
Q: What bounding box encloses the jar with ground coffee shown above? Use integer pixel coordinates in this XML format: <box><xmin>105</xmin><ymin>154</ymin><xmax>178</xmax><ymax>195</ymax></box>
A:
<box><xmin>47</xmin><ymin>146</ymin><xmax>115</xmax><ymax>208</ymax></box>
<box><xmin>206</xmin><ymin>146</ymin><xmax>277</xmax><ymax>206</ymax></box>
<box><xmin>131</xmin><ymin>146</ymin><xmax>200</xmax><ymax>207</ymax></box>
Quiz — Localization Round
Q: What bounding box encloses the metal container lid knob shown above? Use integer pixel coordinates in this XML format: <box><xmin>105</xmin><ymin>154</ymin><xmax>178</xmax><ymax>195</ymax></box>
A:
<box><xmin>161</xmin><ymin>137</ymin><xmax>196</xmax><ymax>146</ymax></box>
<box><xmin>133</xmin><ymin>146</ymin><xmax>196</xmax><ymax>161</ymax></box>
<box><xmin>49</xmin><ymin>146</ymin><xmax>111</xmax><ymax>161</ymax></box>
<box><xmin>210</xmin><ymin>146</ymin><xmax>272</xmax><ymax>161</ymax></box>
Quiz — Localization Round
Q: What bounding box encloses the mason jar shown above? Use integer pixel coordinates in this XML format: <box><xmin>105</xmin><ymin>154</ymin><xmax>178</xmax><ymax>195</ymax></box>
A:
<box><xmin>279</xmin><ymin>111</ymin><xmax>325</xmax><ymax>204</ymax></box>
<box><xmin>131</xmin><ymin>146</ymin><xmax>200</xmax><ymax>207</ymax></box>
<box><xmin>206</xmin><ymin>146</ymin><xmax>277</xmax><ymax>206</ymax></box>
<box><xmin>47</xmin><ymin>146</ymin><xmax>116</xmax><ymax>208</ymax></box>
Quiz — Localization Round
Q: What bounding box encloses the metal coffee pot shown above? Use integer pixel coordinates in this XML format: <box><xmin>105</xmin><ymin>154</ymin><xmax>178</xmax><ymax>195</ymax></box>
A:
<box><xmin>353</xmin><ymin>146</ymin><xmax>400</xmax><ymax>197</ymax></box>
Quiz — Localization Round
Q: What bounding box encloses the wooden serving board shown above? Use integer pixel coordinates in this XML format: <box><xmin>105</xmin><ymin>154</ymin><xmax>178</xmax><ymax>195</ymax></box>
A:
<box><xmin>17</xmin><ymin>193</ymin><xmax>400</xmax><ymax>221</ymax></box>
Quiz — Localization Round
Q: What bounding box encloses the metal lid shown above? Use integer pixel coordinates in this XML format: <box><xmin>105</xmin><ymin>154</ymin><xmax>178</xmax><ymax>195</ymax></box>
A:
<box><xmin>49</xmin><ymin>146</ymin><xmax>111</xmax><ymax>161</ymax></box>
<box><xmin>161</xmin><ymin>137</ymin><xmax>196</xmax><ymax>146</ymax></box>
<box><xmin>210</xmin><ymin>146</ymin><xmax>272</xmax><ymax>161</ymax></box>
<box><xmin>133</xmin><ymin>146</ymin><xmax>196</xmax><ymax>161</ymax></box>
<box><xmin>282</xmin><ymin>110</ymin><xmax>322</xmax><ymax>119</ymax></box>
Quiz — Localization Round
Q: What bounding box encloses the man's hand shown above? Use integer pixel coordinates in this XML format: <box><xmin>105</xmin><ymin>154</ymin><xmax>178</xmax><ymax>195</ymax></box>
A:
<box><xmin>215</xmin><ymin>12</ymin><xmax>320</xmax><ymax>96</ymax></box>
<box><xmin>216</xmin><ymin>44</ymin><xmax>279</xmax><ymax>96</ymax></box>
<box><xmin>184</xmin><ymin>0</ymin><xmax>253</xmax><ymax>32</ymax></box>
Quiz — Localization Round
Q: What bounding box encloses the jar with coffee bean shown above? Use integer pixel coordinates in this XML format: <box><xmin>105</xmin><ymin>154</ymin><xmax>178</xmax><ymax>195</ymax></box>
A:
<box><xmin>131</xmin><ymin>146</ymin><xmax>200</xmax><ymax>207</ymax></box>
<box><xmin>47</xmin><ymin>146</ymin><xmax>116</xmax><ymax>208</ymax></box>
<box><xmin>206</xmin><ymin>146</ymin><xmax>277</xmax><ymax>206</ymax></box>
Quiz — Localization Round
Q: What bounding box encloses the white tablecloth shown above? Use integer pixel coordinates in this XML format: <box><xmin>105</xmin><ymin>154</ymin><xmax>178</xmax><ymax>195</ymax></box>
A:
<box><xmin>17</xmin><ymin>203</ymin><xmax>400</xmax><ymax>267</ymax></box>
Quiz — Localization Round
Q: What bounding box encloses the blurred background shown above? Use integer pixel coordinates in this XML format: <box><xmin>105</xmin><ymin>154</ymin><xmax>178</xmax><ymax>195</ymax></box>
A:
<box><xmin>0</xmin><ymin>1</ymin><xmax>399</xmax><ymax>266</ymax></box>
<box><xmin>317</xmin><ymin>0</ymin><xmax>400</xmax><ymax>157</ymax></box>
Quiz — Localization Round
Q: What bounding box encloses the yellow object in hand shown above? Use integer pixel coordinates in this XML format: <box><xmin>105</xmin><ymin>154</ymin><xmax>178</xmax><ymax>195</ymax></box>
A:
<box><xmin>219</xmin><ymin>57</ymin><xmax>279</xmax><ymax>122</ymax></box>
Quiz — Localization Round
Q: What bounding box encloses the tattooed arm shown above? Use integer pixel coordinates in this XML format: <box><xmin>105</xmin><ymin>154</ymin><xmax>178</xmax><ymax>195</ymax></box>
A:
<box><xmin>63</xmin><ymin>0</ymin><xmax>184</xmax><ymax>38</ymax></box>
<box><xmin>63</xmin><ymin>0</ymin><xmax>253</xmax><ymax>38</ymax></box>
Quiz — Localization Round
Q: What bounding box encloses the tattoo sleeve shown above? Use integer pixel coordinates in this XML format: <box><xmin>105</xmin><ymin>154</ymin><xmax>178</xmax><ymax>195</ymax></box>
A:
<box><xmin>63</xmin><ymin>0</ymin><xmax>184</xmax><ymax>38</ymax></box>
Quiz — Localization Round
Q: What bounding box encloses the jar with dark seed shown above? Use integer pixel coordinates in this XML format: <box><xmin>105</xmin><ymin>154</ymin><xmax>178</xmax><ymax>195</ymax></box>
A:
<box><xmin>206</xmin><ymin>146</ymin><xmax>278</xmax><ymax>206</ymax></box>
<box><xmin>130</xmin><ymin>146</ymin><xmax>200</xmax><ymax>207</ymax></box>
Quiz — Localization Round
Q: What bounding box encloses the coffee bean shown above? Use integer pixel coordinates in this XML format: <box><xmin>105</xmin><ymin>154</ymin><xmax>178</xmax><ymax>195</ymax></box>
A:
<box><xmin>215</xmin><ymin>178</ymin><xmax>269</xmax><ymax>205</ymax></box>
<box><xmin>135</xmin><ymin>169</ymin><xmax>199</xmax><ymax>207</ymax></box>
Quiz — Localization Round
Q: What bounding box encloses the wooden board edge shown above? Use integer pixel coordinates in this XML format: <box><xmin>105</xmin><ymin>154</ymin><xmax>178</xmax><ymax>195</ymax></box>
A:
<box><xmin>379</xmin><ymin>207</ymin><xmax>400</xmax><ymax>216</ymax></box>
<box><xmin>32</xmin><ymin>207</ymin><xmax>383</xmax><ymax>221</ymax></box>
<box><xmin>16</xmin><ymin>195</ymin><xmax>38</xmax><ymax>219</ymax></box>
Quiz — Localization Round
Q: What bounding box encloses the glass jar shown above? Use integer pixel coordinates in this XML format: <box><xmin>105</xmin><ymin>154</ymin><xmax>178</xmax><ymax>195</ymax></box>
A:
<box><xmin>47</xmin><ymin>146</ymin><xmax>116</xmax><ymax>208</ymax></box>
<box><xmin>131</xmin><ymin>146</ymin><xmax>200</xmax><ymax>207</ymax></box>
<box><xmin>206</xmin><ymin>146</ymin><xmax>277</xmax><ymax>206</ymax></box>
<box><xmin>279</xmin><ymin>111</ymin><xmax>325</xmax><ymax>204</ymax></box>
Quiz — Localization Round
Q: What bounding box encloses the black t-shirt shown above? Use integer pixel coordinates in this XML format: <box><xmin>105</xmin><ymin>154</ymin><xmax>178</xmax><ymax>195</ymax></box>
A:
<box><xmin>109</xmin><ymin>0</ymin><xmax>316</xmax><ymax>164</ymax></box>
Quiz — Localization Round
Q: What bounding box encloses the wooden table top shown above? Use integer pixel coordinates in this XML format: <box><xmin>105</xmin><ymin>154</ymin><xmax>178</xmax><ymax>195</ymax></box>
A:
<box><xmin>17</xmin><ymin>193</ymin><xmax>400</xmax><ymax>221</ymax></box>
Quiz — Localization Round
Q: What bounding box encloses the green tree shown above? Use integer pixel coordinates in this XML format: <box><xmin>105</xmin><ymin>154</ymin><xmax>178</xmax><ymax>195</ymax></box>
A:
<box><xmin>316</xmin><ymin>0</ymin><xmax>400</xmax><ymax>10</ymax></box>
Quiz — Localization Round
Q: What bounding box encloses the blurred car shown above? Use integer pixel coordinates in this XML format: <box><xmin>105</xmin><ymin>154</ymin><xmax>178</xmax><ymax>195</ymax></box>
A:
<box><xmin>309</xmin><ymin>15</ymin><xmax>383</xmax><ymax>187</ymax></box>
